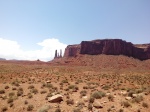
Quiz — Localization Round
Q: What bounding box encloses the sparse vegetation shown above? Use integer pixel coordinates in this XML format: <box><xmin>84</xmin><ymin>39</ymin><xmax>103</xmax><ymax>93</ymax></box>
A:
<box><xmin>55</xmin><ymin>108</ymin><xmax>61</xmax><ymax>112</ymax></box>
<box><xmin>121</xmin><ymin>101</ymin><xmax>131</xmax><ymax>108</ymax></box>
<box><xmin>91</xmin><ymin>91</ymin><xmax>105</xmax><ymax>99</ymax></box>
<box><xmin>1</xmin><ymin>106</ymin><xmax>8</xmax><ymax>112</ymax></box>
<box><xmin>108</xmin><ymin>94</ymin><xmax>114</xmax><ymax>101</ymax></box>
<box><xmin>66</xmin><ymin>99</ymin><xmax>74</xmax><ymax>105</ymax></box>
<box><xmin>0</xmin><ymin>59</ymin><xmax>150</xmax><ymax>112</ymax></box>
<box><xmin>142</xmin><ymin>102</ymin><xmax>148</xmax><ymax>108</ymax></box>
<box><xmin>27</xmin><ymin>104</ymin><xmax>34</xmax><ymax>111</ymax></box>
<box><xmin>0</xmin><ymin>89</ymin><xmax>5</xmax><ymax>94</ymax></box>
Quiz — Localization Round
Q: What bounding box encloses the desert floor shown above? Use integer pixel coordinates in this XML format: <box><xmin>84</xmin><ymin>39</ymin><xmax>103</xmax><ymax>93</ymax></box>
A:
<box><xmin>0</xmin><ymin>59</ymin><xmax>150</xmax><ymax>112</ymax></box>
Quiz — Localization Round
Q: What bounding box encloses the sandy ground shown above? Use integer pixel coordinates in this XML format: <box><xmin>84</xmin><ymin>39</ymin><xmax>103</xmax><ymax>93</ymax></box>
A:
<box><xmin>0</xmin><ymin>56</ymin><xmax>150</xmax><ymax>112</ymax></box>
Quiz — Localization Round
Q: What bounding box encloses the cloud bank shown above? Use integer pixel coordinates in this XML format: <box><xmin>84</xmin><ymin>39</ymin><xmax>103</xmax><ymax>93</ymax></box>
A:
<box><xmin>0</xmin><ymin>38</ymin><xmax>67</xmax><ymax>61</ymax></box>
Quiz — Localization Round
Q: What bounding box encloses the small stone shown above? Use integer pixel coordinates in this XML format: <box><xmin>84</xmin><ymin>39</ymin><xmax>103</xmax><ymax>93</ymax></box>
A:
<box><xmin>93</xmin><ymin>100</ymin><xmax>103</xmax><ymax>108</ymax></box>
<box><xmin>132</xmin><ymin>94</ymin><xmax>138</xmax><ymax>98</ymax></box>
<box><xmin>103</xmin><ymin>101</ymin><xmax>107</xmax><ymax>103</ymax></box>
<box><xmin>125</xmin><ymin>97</ymin><xmax>132</xmax><ymax>100</ymax></box>
<box><xmin>46</xmin><ymin>80</ymin><xmax>51</xmax><ymax>83</ymax></box>
<box><xmin>82</xmin><ymin>96</ymin><xmax>88</xmax><ymax>102</ymax></box>
<box><xmin>121</xmin><ymin>91</ymin><xmax>127</xmax><ymax>96</ymax></box>
<box><xmin>106</xmin><ymin>93</ymin><xmax>110</xmax><ymax>96</ymax></box>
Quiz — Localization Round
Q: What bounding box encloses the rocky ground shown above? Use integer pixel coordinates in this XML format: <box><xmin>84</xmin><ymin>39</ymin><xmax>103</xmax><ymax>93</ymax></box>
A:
<box><xmin>0</xmin><ymin>55</ymin><xmax>150</xmax><ymax>112</ymax></box>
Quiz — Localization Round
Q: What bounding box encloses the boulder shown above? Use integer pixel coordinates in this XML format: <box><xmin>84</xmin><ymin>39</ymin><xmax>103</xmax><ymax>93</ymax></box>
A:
<box><xmin>48</xmin><ymin>94</ymin><xmax>63</xmax><ymax>103</ymax></box>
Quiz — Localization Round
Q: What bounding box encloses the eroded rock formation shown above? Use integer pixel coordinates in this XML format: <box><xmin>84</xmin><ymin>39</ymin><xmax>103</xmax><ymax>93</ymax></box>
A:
<box><xmin>64</xmin><ymin>39</ymin><xmax>150</xmax><ymax>60</ymax></box>
<box><xmin>54</xmin><ymin>49</ymin><xmax>62</xmax><ymax>59</ymax></box>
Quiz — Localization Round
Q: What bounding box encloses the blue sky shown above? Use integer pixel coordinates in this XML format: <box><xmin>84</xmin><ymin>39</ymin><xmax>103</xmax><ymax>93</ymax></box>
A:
<box><xmin>0</xmin><ymin>0</ymin><xmax>150</xmax><ymax>61</ymax></box>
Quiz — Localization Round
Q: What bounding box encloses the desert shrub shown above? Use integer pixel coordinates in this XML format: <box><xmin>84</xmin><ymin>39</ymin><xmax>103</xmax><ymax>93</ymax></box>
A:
<box><xmin>76</xmin><ymin>101</ymin><xmax>85</xmax><ymax>108</ymax></box>
<box><xmin>18</xmin><ymin>87</ymin><xmax>23</xmax><ymax>91</ymax></box>
<box><xmin>91</xmin><ymin>91</ymin><xmax>105</xmax><ymax>99</ymax></box>
<box><xmin>46</xmin><ymin>92</ymin><xmax>52</xmax><ymax>97</ymax></box>
<box><xmin>80</xmin><ymin>90</ymin><xmax>87</xmax><ymax>97</ymax></box>
<box><xmin>40</xmin><ymin>90</ymin><xmax>47</xmax><ymax>94</ymax></box>
<box><xmin>137</xmin><ymin>109</ymin><xmax>141</xmax><ymax>112</ymax></box>
<box><xmin>108</xmin><ymin>94</ymin><xmax>114</xmax><ymax>101</ymax></box>
<box><xmin>89</xmin><ymin>97</ymin><xmax>94</xmax><ymax>103</ymax></box>
<box><xmin>55</xmin><ymin>108</ymin><xmax>61</xmax><ymax>112</ymax></box>
<box><xmin>142</xmin><ymin>102</ymin><xmax>148</xmax><ymax>108</ymax></box>
<box><xmin>83</xmin><ymin>86</ymin><xmax>88</xmax><ymax>89</ymax></box>
<box><xmin>28</xmin><ymin>85</ymin><xmax>35</xmax><ymax>89</ymax></box>
<box><xmin>5</xmin><ymin>85</ymin><xmax>9</xmax><ymax>89</ymax></box>
<box><xmin>7</xmin><ymin>98</ymin><xmax>13</xmax><ymax>103</ymax></box>
<box><xmin>118</xmin><ymin>108</ymin><xmax>124</xmax><ymax>112</ymax></box>
<box><xmin>38</xmin><ymin>105</ymin><xmax>50</xmax><ymax>112</ymax></box>
<box><xmin>61</xmin><ymin>79</ymin><xmax>68</xmax><ymax>83</ymax></box>
<box><xmin>136</xmin><ymin>89</ymin><xmax>143</xmax><ymax>94</ymax></box>
<box><xmin>66</xmin><ymin>99</ymin><xmax>74</xmax><ymax>105</ymax></box>
<box><xmin>0</xmin><ymin>89</ymin><xmax>5</xmax><ymax>94</ymax></box>
<box><xmin>12</xmin><ymin>87</ymin><xmax>17</xmax><ymax>90</ymax></box>
<box><xmin>102</xmin><ymin>85</ymin><xmax>110</xmax><ymax>90</ymax></box>
<box><xmin>12</xmin><ymin>80</ymin><xmax>20</xmax><ymax>86</ymax></box>
<box><xmin>73</xmin><ymin>108</ymin><xmax>81</xmax><ymax>112</ymax></box>
<box><xmin>128</xmin><ymin>90</ymin><xmax>135</xmax><ymax>97</ymax></box>
<box><xmin>27</xmin><ymin>105</ymin><xmax>34</xmax><ymax>111</ymax></box>
<box><xmin>107</xmin><ymin>108</ymin><xmax>111</xmax><ymax>112</ymax></box>
<box><xmin>28</xmin><ymin>93</ymin><xmax>33</xmax><ymax>99</ymax></box>
<box><xmin>132</xmin><ymin>96</ymin><xmax>143</xmax><ymax>103</ymax></box>
<box><xmin>42</xmin><ymin>83</ymin><xmax>53</xmax><ymax>88</ymax></box>
<box><xmin>10</xmin><ymin>103</ymin><xmax>14</xmax><ymax>107</ymax></box>
<box><xmin>76</xmin><ymin>79</ymin><xmax>83</xmax><ymax>83</ymax></box>
<box><xmin>24</xmin><ymin>100</ymin><xmax>28</xmax><ymax>104</ymax></box>
<box><xmin>88</xmin><ymin>103</ymin><xmax>92</xmax><ymax>110</ymax></box>
<box><xmin>30</xmin><ymin>88</ymin><xmax>38</xmax><ymax>94</ymax></box>
<box><xmin>68</xmin><ymin>85</ymin><xmax>78</xmax><ymax>89</ymax></box>
<box><xmin>121</xmin><ymin>101</ymin><xmax>131</xmax><ymax>108</ymax></box>
<box><xmin>1</xmin><ymin>106</ymin><xmax>8</xmax><ymax>112</ymax></box>
<box><xmin>9</xmin><ymin>92</ymin><xmax>15</xmax><ymax>97</ymax></box>
<box><xmin>17</xmin><ymin>91</ymin><xmax>23</xmax><ymax>96</ymax></box>
<box><xmin>68</xmin><ymin>85</ymin><xmax>79</xmax><ymax>92</ymax></box>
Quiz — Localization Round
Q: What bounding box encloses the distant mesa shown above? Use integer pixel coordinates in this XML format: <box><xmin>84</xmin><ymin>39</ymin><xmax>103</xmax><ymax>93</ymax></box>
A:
<box><xmin>0</xmin><ymin>58</ymin><xmax>6</xmax><ymax>60</ymax></box>
<box><xmin>63</xmin><ymin>39</ymin><xmax>150</xmax><ymax>60</ymax></box>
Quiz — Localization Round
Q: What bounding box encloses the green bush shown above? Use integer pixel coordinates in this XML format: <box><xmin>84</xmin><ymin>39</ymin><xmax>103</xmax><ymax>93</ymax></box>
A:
<box><xmin>91</xmin><ymin>91</ymin><xmax>105</xmax><ymax>99</ymax></box>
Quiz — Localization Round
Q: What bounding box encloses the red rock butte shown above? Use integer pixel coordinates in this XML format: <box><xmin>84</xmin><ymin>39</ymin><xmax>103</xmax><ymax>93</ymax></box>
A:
<box><xmin>64</xmin><ymin>39</ymin><xmax>150</xmax><ymax>60</ymax></box>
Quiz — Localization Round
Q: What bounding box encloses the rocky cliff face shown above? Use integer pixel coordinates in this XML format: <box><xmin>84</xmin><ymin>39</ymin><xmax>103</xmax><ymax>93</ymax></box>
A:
<box><xmin>64</xmin><ymin>45</ymin><xmax>81</xmax><ymax>57</ymax></box>
<box><xmin>64</xmin><ymin>39</ymin><xmax>150</xmax><ymax>60</ymax></box>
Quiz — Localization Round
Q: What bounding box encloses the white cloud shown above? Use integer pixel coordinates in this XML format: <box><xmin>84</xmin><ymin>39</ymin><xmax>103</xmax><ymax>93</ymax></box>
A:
<box><xmin>0</xmin><ymin>38</ymin><xmax>67</xmax><ymax>61</ymax></box>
